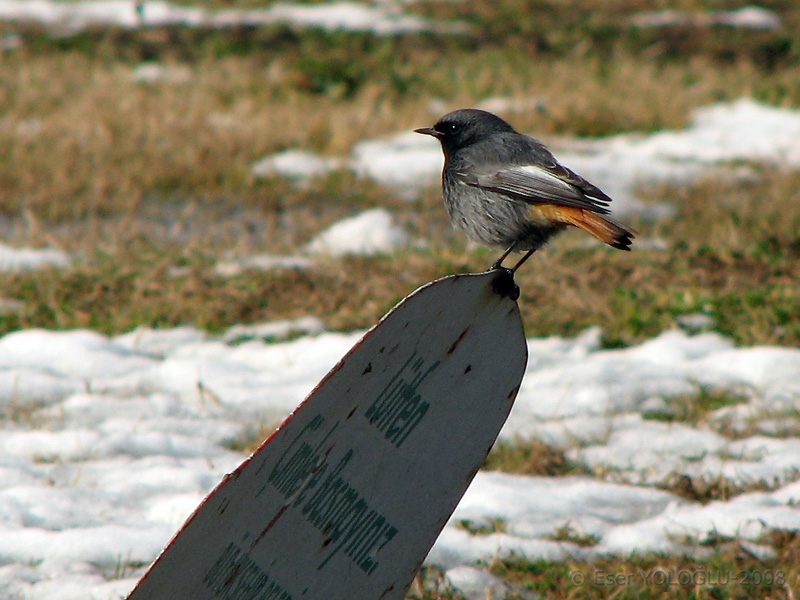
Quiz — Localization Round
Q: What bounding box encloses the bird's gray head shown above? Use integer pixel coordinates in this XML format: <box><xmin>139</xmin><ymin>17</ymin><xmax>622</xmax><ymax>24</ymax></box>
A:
<box><xmin>415</xmin><ymin>109</ymin><xmax>516</xmax><ymax>155</ymax></box>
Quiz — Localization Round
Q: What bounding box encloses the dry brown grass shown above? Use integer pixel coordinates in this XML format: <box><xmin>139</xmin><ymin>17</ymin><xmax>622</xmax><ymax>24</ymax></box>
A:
<box><xmin>483</xmin><ymin>438</ymin><xmax>575</xmax><ymax>477</ymax></box>
<box><xmin>0</xmin><ymin>3</ymin><xmax>798</xmax><ymax>346</ymax></box>
<box><xmin>1</xmin><ymin>159</ymin><xmax>799</xmax><ymax>346</ymax></box>
<box><xmin>3</xmin><ymin>31</ymin><xmax>799</xmax><ymax>219</ymax></box>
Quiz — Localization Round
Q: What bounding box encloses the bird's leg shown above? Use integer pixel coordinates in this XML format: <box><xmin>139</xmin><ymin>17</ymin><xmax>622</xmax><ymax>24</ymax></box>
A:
<box><xmin>490</xmin><ymin>242</ymin><xmax>518</xmax><ymax>270</ymax></box>
<box><xmin>511</xmin><ymin>249</ymin><xmax>536</xmax><ymax>272</ymax></box>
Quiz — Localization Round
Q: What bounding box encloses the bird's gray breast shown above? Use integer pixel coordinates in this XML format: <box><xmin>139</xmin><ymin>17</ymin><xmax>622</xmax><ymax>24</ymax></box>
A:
<box><xmin>442</xmin><ymin>169</ymin><xmax>543</xmax><ymax>248</ymax></box>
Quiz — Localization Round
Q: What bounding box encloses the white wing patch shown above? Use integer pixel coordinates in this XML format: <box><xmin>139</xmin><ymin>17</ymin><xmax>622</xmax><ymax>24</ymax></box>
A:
<box><xmin>511</xmin><ymin>164</ymin><xmax>575</xmax><ymax>190</ymax></box>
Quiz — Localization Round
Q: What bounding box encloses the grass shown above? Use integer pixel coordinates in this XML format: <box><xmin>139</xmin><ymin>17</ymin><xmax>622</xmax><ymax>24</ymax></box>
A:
<box><xmin>2</xmin><ymin>3</ymin><xmax>800</xmax><ymax>598</ymax></box>
<box><xmin>642</xmin><ymin>389</ymin><xmax>748</xmax><ymax>426</ymax></box>
<box><xmin>1</xmin><ymin>160</ymin><xmax>799</xmax><ymax>346</ymax></box>
<box><xmin>455</xmin><ymin>518</ymin><xmax>508</xmax><ymax>536</ymax></box>
<box><xmin>407</xmin><ymin>566</ymin><xmax>461</xmax><ymax>600</ymax></box>
<box><xmin>484</xmin><ymin>438</ymin><xmax>577</xmax><ymax>477</ymax></box>
<box><xmin>1</xmin><ymin>18</ymin><xmax>799</xmax><ymax>343</ymax></box>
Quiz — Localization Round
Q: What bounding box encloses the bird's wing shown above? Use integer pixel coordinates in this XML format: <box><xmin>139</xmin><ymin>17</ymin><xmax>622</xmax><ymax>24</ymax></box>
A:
<box><xmin>458</xmin><ymin>161</ymin><xmax>614</xmax><ymax>214</ymax></box>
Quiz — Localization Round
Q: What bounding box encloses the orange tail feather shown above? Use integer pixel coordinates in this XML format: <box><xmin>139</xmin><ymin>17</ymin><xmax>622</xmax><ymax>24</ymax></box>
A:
<box><xmin>539</xmin><ymin>205</ymin><xmax>634</xmax><ymax>250</ymax></box>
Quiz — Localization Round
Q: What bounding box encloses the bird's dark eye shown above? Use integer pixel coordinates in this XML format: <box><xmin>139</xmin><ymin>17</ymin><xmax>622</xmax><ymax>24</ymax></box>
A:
<box><xmin>433</xmin><ymin>121</ymin><xmax>459</xmax><ymax>137</ymax></box>
<box><xmin>435</xmin><ymin>122</ymin><xmax>458</xmax><ymax>136</ymax></box>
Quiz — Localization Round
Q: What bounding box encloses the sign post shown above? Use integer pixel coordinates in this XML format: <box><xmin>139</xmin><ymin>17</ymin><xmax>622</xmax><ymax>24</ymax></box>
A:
<box><xmin>127</xmin><ymin>269</ymin><xmax>527</xmax><ymax>600</ymax></box>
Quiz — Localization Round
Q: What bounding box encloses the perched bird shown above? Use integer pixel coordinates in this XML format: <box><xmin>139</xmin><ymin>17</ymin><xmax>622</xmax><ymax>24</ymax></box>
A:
<box><xmin>415</xmin><ymin>109</ymin><xmax>634</xmax><ymax>271</ymax></box>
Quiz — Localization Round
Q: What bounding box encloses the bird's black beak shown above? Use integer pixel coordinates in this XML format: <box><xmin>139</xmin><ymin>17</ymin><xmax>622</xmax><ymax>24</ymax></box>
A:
<box><xmin>414</xmin><ymin>127</ymin><xmax>442</xmax><ymax>138</ymax></box>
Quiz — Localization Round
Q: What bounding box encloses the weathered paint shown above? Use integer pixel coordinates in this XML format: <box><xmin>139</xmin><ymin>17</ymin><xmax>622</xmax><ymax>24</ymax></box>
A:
<box><xmin>127</xmin><ymin>270</ymin><xmax>527</xmax><ymax>600</ymax></box>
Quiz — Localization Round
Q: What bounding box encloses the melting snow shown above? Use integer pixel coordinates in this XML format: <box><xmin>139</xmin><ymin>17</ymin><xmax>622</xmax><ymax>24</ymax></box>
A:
<box><xmin>0</xmin><ymin>243</ymin><xmax>70</xmax><ymax>273</ymax></box>
<box><xmin>0</xmin><ymin>0</ymin><xmax>464</xmax><ymax>35</ymax></box>
<box><xmin>1</xmin><ymin>323</ymin><xmax>800</xmax><ymax>598</ymax></box>
<box><xmin>305</xmin><ymin>207</ymin><xmax>409</xmax><ymax>257</ymax></box>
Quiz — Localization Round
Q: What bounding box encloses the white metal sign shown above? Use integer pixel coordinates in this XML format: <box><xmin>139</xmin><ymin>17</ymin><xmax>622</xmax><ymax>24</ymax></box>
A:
<box><xmin>127</xmin><ymin>270</ymin><xmax>527</xmax><ymax>600</ymax></box>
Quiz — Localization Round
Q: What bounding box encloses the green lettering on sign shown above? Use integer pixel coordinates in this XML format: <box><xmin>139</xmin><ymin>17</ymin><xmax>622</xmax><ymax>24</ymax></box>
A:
<box><xmin>203</xmin><ymin>543</ymin><xmax>292</xmax><ymax>600</ymax></box>
<box><xmin>266</xmin><ymin>417</ymin><xmax>399</xmax><ymax>576</ymax></box>
<box><xmin>365</xmin><ymin>353</ymin><xmax>438</xmax><ymax>448</ymax></box>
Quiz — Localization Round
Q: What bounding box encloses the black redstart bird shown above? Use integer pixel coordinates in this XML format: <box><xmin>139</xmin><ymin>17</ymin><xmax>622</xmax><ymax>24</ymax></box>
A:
<box><xmin>415</xmin><ymin>109</ymin><xmax>634</xmax><ymax>271</ymax></box>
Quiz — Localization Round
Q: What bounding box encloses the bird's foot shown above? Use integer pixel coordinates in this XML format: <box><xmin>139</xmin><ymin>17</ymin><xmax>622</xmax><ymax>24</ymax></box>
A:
<box><xmin>489</xmin><ymin>267</ymin><xmax>519</xmax><ymax>301</ymax></box>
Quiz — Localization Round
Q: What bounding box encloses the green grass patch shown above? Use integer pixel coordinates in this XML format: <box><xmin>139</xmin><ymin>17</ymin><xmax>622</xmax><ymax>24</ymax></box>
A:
<box><xmin>549</xmin><ymin>524</ymin><xmax>601</xmax><ymax>548</ymax></box>
<box><xmin>484</xmin><ymin>439</ymin><xmax>578</xmax><ymax>477</ymax></box>
<box><xmin>455</xmin><ymin>518</ymin><xmax>507</xmax><ymax>536</ymax></box>
<box><xmin>660</xmin><ymin>473</ymin><xmax>776</xmax><ymax>504</ymax></box>
<box><xmin>405</xmin><ymin>566</ymin><xmax>460</xmax><ymax>600</ymax></box>
<box><xmin>642</xmin><ymin>389</ymin><xmax>747</xmax><ymax>426</ymax></box>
